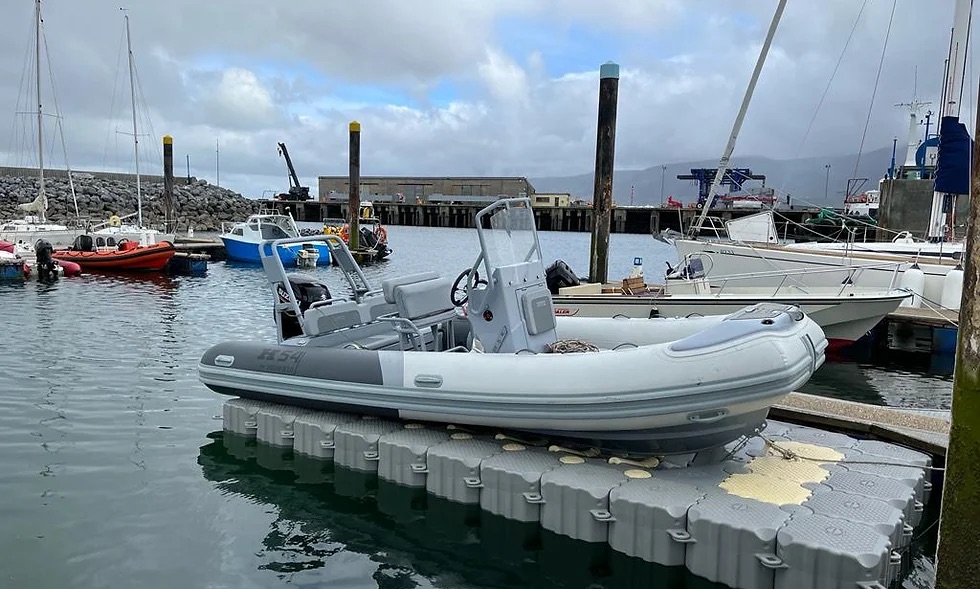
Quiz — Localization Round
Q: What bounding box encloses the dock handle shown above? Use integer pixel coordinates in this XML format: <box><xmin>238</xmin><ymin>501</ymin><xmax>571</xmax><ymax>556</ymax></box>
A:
<box><xmin>463</xmin><ymin>477</ymin><xmax>484</xmax><ymax>489</ymax></box>
<box><xmin>666</xmin><ymin>529</ymin><xmax>695</xmax><ymax>544</ymax></box>
<box><xmin>522</xmin><ymin>492</ymin><xmax>545</xmax><ymax>505</ymax></box>
<box><xmin>755</xmin><ymin>553</ymin><xmax>787</xmax><ymax>569</ymax></box>
<box><xmin>590</xmin><ymin>509</ymin><xmax>616</xmax><ymax>522</ymax></box>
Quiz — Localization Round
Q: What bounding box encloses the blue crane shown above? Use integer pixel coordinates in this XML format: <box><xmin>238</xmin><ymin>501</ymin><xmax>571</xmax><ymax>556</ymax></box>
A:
<box><xmin>677</xmin><ymin>168</ymin><xmax>766</xmax><ymax>208</ymax></box>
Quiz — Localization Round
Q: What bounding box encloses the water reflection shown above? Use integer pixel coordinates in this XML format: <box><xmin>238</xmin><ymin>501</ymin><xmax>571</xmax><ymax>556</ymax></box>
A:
<box><xmin>802</xmin><ymin>360</ymin><xmax>953</xmax><ymax>410</ymax></box>
<box><xmin>198</xmin><ymin>431</ymin><xmax>721</xmax><ymax>589</ymax></box>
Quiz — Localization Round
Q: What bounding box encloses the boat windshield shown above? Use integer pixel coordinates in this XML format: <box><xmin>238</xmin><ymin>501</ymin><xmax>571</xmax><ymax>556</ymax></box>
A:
<box><xmin>260</xmin><ymin>224</ymin><xmax>291</xmax><ymax>240</ymax></box>
<box><xmin>482</xmin><ymin>202</ymin><xmax>540</xmax><ymax>269</ymax></box>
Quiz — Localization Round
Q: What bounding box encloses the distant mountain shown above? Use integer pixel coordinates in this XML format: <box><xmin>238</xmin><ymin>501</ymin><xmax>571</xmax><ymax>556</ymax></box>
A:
<box><xmin>531</xmin><ymin>146</ymin><xmax>894</xmax><ymax>208</ymax></box>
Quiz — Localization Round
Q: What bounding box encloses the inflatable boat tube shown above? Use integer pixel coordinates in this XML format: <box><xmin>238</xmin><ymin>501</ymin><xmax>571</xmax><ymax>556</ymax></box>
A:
<box><xmin>200</xmin><ymin>305</ymin><xmax>826</xmax><ymax>454</ymax></box>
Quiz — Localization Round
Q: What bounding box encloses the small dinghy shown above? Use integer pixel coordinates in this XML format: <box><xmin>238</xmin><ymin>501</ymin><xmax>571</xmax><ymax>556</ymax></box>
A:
<box><xmin>200</xmin><ymin>198</ymin><xmax>827</xmax><ymax>454</ymax></box>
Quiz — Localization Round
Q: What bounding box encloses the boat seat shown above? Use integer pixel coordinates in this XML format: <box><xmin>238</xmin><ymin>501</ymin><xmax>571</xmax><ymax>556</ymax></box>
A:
<box><xmin>302</xmin><ymin>300</ymin><xmax>364</xmax><ymax>336</ymax></box>
<box><xmin>381</xmin><ymin>276</ymin><xmax>457</xmax><ymax>351</ymax></box>
<box><xmin>382</xmin><ymin>272</ymin><xmax>440</xmax><ymax>304</ymax></box>
<box><xmin>360</xmin><ymin>297</ymin><xmax>397</xmax><ymax>324</ymax></box>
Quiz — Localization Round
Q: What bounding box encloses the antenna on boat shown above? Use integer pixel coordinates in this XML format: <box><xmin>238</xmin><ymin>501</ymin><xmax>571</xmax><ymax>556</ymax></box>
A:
<box><xmin>121</xmin><ymin>7</ymin><xmax>142</xmax><ymax>229</ymax></box>
<box><xmin>689</xmin><ymin>0</ymin><xmax>787</xmax><ymax>237</ymax></box>
<box><xmin>895</xmin><ymin>68</ymin><xmax>931</xmax><ymax>169</ymax></box>
<box><xmin>34</xmin><ymin>0</ymin><xmax>46</xmax><ymax>223</ymax></box>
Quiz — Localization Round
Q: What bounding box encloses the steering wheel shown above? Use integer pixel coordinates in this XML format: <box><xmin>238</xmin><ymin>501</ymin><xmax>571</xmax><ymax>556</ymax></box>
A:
<box><xmin>451</xmin><ymin>268</ymin><xmax>487</xmax><ymax>307</ymax></box>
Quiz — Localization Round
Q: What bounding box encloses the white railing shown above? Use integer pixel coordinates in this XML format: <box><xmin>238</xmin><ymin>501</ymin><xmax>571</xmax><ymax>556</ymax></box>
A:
<box><xmin>669</xmin><ymin>256</ymin><xmax>906</xmax><ymax>298</ymax></box>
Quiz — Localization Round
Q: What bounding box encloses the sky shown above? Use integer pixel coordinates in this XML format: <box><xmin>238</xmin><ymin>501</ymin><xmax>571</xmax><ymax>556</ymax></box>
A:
<box><xmin>0</xmin><ymin>0</ymin><xmax>972</xmax><ymax>197</ymax></box>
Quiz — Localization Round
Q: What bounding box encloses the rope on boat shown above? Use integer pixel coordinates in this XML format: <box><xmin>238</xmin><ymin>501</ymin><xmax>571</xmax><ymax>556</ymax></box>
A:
<box><xmin>544</xmin><ymin>339</ymin><xmax>600</xmax><ymax>354</ymax></box>
<box><xmin>756</xmin><ymin>431</ymin><xmax>945</xmax><ymax>472</ymax></box>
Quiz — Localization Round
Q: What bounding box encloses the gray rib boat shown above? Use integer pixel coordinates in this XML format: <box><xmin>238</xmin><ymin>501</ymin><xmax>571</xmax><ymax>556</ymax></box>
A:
<box><xmin>199</xmin><ymin>198</ymin><xmax>827</xmax><ymax>454</ymax></box>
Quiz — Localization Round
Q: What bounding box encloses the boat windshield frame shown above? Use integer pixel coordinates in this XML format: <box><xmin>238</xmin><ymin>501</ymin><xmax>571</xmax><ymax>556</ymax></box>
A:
<box><xmin>473</xmin><ymin>198</ymin><xmax>541</xmax><ymax>279</ymax></box>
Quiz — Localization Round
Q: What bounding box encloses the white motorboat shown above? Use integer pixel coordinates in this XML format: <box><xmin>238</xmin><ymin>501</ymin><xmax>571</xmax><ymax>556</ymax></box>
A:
<box><xmin>671</xmin><ymin>212</ymin><xmax>965</xmax><ymax>311</ymax></box>
<box><xmin>552</xmin><ymin>261</ymin><xmax>908</xmax><ymax>350</ymax></box>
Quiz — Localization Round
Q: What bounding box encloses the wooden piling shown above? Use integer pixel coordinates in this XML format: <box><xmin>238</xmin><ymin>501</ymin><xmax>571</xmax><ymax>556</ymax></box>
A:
<box><xmin>588</xmin><ymin>62</ymin><xmax>619</xmax><ymax>284</ymax></box>
<box><xmin>348</xmin><ymin>121</ymin><xmax>360</xmax><ymax>251</ymax></box>
<box><xmin>162</xmin><ymin>135</ymin><xmax>175</xmax><ymax>233</ymax></box>
<box><xmin>934</xmin><ymin>77</ymin><xmax>980</xmax><ymax>588</ymax></box>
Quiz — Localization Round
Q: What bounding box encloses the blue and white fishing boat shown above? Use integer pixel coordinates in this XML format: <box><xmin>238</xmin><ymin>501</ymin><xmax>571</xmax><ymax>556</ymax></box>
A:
<box><xmin>219</xmin><ymin>209</ymin><xmax>331</xmax><ymax>266</ymax></box>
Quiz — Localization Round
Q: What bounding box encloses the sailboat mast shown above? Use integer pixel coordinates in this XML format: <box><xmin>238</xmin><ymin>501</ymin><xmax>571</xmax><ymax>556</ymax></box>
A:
<box><xmin>927</xmin><ymin>0</ymin><xmax>973</xmax><ymax>240</ymax></box>
<box><xmin>689</xmin><ymin>0</ymin><xmax>787</xmax><ymax>236</ymax></box>
<box><xmin>35</xmin><ymin>0</ymin><xmax>45</xmax><ymax>222</ymax></box>
<box><xmin>124</xmin><ymin>12</ymin><xmax>142</xmax><ymax>228</ymax></box>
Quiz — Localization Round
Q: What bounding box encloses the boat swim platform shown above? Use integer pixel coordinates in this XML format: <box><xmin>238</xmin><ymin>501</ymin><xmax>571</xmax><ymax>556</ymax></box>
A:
<box><xmin>221</xmin><ymin>398</ymin><xmax>937</xmax><ymax>589</ymax></box>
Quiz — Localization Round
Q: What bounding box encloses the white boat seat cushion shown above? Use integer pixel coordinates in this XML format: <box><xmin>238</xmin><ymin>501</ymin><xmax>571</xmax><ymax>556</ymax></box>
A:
<box><xmin>391</xmin><ymin>276</ymin><xmax>455</xmax><ymax>323</ymax></box>
<box><xmin>382</xmin><ymin>272</ymin><xmax>439</xmax><ymax>304</ymax></box>
<box><xmin>304</xmin><ymin>300</ymin><xmax>363</xmax><ymax>335</ymax></box>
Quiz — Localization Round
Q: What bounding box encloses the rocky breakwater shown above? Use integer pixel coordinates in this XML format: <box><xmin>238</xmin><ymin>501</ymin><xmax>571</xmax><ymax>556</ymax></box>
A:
<box><xmin>0</xmin><ymin>174</ymin><xmax>264</xmax><ymax>231</ymax></box>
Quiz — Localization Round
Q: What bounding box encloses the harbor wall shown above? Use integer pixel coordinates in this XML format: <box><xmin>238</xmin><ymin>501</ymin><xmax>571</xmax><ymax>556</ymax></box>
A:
<box><xmin>0</xmin><ymin>165</ymin><xmax>194</xmax><ymax>186</ymax></box>
<box><xmin>0</xmin><ymin>171</ymin><xmax>260</xmax><ymax>232</ymax></box>
<box><xmin>877</xmin><ymin>178</ymin><xmax>970</xmax><ymax>239</ymax></box>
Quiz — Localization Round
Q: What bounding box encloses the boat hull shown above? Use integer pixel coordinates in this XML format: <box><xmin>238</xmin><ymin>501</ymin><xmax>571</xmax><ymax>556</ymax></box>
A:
<box><xmin>0</xmin><ymin>228</ymin><xmax>78</xmax><ymax>249</ymax></box>
<box><xmin>553</xmin><ymin>292</ymin><xmax>907</xmax><ymax>345</ymax></box>
<box><xmin>673</xmin><ymin>239</ymin><xmax>955</xmax><ymax>304</ymax></box>
<box><xmin>51</xmin><ymin>241</ymin><xmax>176</xmax><ymax>271</ymax></box>
<box><xmin>199</xmin><ymin>309</ymin><xmax>826</xmax><ymax>454</ymax></box>
<box><xmin>221</xmin><ymin>236</ymin><xmax>331</xmax><ymax>266</ymax></box>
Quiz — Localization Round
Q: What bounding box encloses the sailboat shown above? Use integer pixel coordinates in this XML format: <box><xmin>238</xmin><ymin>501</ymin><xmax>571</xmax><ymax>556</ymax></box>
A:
<box><xmin>90</xmin><ymin>10</ymin><xmax>175</xmax><ymax>246</ymax></box>
<box><xmin>664</xmin><ymin>0</ymin><xmax>972</xmax><ymax>312</ymax></box>
<box><xmin>0</xmin><ymin>0</ymin><xmax>80</xmax><ymax>248</ymax></box>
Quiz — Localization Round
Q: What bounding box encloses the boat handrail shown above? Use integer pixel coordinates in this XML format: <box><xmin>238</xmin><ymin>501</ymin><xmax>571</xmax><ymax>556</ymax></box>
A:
<box><xmin>696</xmin><ymin>216</ymin><xmax>728</xmax><ymax>239</ymax></box>
<box><xmin>676</xmin><ymin>258</ymin><xmax>906</xmax><ymax>297</ymax></box>
<box><xmin>262</xmin><ymin>234</ymin><xmax>375</xmax><ymax>339</ymax></box>
<box><xmin>89</xmin><ymin>211</ymin><xmax>139</xmax><ymax>232</ymax></box>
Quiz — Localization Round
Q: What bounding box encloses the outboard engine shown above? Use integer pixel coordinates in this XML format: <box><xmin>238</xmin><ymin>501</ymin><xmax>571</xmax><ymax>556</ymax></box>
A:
<box><xmin>275</xmin><ymin>273</ymin><xmax>331</xmax><ymax>339</ymax></box>
<box><xmin>359</xmin><ymin>226</ymin><xmax>379</xmax><ymax>249</ymax></box>
<box><xmin>545</xmin><ymin>259</ymin><xmax>580</xmax><ymax>294</ymax></box>
<box><xmin>34</xmin><ymin>239</ymin><xmax>58</xmax><ymax>282</ymax></box>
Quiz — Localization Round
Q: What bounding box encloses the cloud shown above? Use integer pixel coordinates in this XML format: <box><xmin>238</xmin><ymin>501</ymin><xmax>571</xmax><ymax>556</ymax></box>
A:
<box><xmin>0</xmin><ymin>0</ymin><xmax>970</xmax><ymax>197</ymax></box>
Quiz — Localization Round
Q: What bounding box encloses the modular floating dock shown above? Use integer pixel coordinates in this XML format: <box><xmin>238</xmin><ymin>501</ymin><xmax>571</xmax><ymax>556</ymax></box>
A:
<box><xmin>220</xmin><ymin>398</ymin><xmax>936</xmax><ymax>589</ymax></box>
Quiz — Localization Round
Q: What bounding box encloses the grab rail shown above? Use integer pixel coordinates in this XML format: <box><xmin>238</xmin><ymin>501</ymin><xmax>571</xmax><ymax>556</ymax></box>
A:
<box><xmin>261</xmin><ymin>234</ymin><xmax>377</xmax><ymax>341</ymax></box>
<box><xmin>670</xmin><ymin>256</ymin><xmax>907</xmax><ymax>297</ymax></box>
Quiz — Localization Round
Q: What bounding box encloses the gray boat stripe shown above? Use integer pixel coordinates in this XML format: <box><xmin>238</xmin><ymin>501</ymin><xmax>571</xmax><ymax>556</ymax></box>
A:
<box><xmin>200</xmin><ymin>341</ymin><xmax>383</xmax><ymax>385</ymax></box>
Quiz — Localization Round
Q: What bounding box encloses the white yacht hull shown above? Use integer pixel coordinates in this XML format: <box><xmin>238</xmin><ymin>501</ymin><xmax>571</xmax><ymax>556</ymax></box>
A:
<box><xmin>553</xmin><ymin>289</ymin><xmax>907</xmax><ymax>347</ymax></box>
<box><xmin>0</xmin><ymin>228</ymin><xmax>78</xmax><ymax>249</ymax></box>
<box><xmin>673</xmin><ymin>239</ymin><xmax>956</xmax><ymax>304</ymax></box>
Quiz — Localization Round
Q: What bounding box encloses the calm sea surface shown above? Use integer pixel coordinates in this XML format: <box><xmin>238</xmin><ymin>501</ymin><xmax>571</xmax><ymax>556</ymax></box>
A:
<box><xmin>0</xmin><ymin>226</ymin><xmax>944</xmax><ymax>588</ymax></box>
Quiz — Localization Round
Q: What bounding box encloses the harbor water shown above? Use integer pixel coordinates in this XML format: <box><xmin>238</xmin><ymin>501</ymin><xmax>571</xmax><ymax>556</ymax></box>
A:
<box><xmin>0</xmin><ymin>226</ymin><xmax>944</xmax><ymax>588</ymax></box>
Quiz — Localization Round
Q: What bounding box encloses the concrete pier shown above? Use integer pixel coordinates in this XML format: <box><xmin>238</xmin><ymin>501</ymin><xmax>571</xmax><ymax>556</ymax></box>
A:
<box><xmin>267</xmin><ymin>198</ymin><xmax>823</xmax><ymax>236</ymax></box>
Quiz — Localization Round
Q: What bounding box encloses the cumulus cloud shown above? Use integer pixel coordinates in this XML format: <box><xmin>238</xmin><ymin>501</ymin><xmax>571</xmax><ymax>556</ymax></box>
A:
<box><xmin>0</xmin><ymin>0</ymin><xmax>970</xmax><ymax>197</ymax></box>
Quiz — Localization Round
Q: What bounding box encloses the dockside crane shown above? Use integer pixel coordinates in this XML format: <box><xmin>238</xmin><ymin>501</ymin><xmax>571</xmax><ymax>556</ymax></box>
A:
<box><xmin>677</xmin><ymin>168</ymin><xmax>766</xmax><ymax>208</ymax></box>
<box><xmin>276</xmin><ymin>142</ymin><xmax>312</xmax><ymax>200</ymax></box>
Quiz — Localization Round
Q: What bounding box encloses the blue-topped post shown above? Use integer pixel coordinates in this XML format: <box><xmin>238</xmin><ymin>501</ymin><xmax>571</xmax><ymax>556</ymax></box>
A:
<box><xmin>935</xmin><ymin>72</ymin><xmax>980</xmax><ymax>589</ymax></box>
<box><xmin>588</xmin><ymin>61</ymin><xmax>620</xmax><ymax>284</ymax></box>
<box><xmin>349</xmin><ymin>121</ymin><xmax>360</xmax><ymax>251</ymax></box>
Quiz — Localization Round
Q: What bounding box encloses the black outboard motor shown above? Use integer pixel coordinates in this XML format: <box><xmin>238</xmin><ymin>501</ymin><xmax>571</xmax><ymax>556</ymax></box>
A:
<box><xmin>545</xmin><ymin>259</ymin><xmax>581</xmax><ymax>295</ymax></box>
<box><xmin>359</xmin><ymin>226</ymin><xmax>379</xmax><ymax>249</ymax></box>
<box><xmin>34</xmin><ymin>239</ymin><xmax>58</xmax><ymax>282</ymax></box>
<box><xmin>275</xmin><ymin>273</ymin><xmax>332</xmax><ymax>340</ymax></box>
